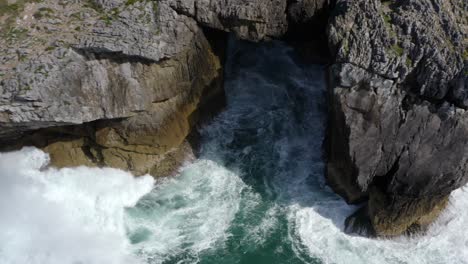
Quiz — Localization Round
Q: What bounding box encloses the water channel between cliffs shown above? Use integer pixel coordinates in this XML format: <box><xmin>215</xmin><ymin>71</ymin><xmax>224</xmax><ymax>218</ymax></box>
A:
<box><xmin>0</xmin><ymin>39</ymin><xmax>467</xmax><ymax>264</ymax></box>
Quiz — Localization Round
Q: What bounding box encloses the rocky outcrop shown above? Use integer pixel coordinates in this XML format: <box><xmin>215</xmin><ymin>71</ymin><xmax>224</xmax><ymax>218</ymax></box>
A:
<box><xmin>288</xmin><ymin>0</ymin><xmax>329</xmax><ymax>25</ymax></box>
<box><xmin>164</xmin><ymin>0</ymin><xmax>288</xmax><ymax>41</ymax></box>
<box><xmin>0</xmin><ymin>0</ymin><xmax>321</xmax><ymax>175</ymax></box>
<box><xmin>1</xmin><ymin>0</ymin><xmax>466</xmax><ymax>237</ymax></box>
<box><xmin>0</xmin><ymin>0</ymin><xmax>224</xmax><ymax>176</ymax></box>
<box><xmin>326</xmin><ymin>0</ymin><xmax>468</xmax><ymax>236</ymax></box>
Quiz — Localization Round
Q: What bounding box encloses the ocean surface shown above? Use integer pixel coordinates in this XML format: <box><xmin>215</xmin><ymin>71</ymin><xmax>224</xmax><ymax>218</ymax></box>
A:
<box><xmin>0</xmin><ymin>39</ymin><xmax>467</xmax><ymax>264</ymax></box>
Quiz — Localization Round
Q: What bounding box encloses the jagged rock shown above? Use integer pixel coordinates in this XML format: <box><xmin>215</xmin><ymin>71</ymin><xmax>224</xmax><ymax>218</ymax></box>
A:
<box><xmin>164</xmin><ymin>0</ymin><xmax>289</xmax><ymax>41</ymax></box>
<box><xmin>0</xmin><ymin>0</ymin><xmax>202</xmax><ymax>137</ymax></box>
<box><xmin>367</xmin><ymin>187</ymin><xmax>449</xmax><ymax>237</ymax></box>
<box><xmin>43</xmin><ymin>138</ymin><xmax>96</xmax><ymax>168</ymax></box>
<box><xmin>288</xmin><ymin>0</ymin><xmax>329</xmax><ymax>25</ymax></box>
<box><xmin>327</xmin><ymin>0</ymin><xmax>468</xmax><ymax>236</ymax></box>
<box><xmin>1</xmin><ymin>0</ymin><xmax>467</xmax><ymax>237</ymax></box>
<box><xmin>344</xmin><ymin>205</ymin><xmax>376</xmax><ymax>237</ymax></box>
<box><xmin>0</xmin><ymin>0</ymin><xmax>225</xmax><ymax>176</ymax></box>
<box><xmin>0</xmin><ymin>0</ymin><xmax>292</xmax><ymax>176</ymax></box>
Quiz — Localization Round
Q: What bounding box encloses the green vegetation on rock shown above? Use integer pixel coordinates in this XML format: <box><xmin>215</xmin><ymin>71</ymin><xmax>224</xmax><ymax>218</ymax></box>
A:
<box><xmin>84</xmin><ymin>0</ymin><xmax>103</xmax><ymax>13</ymax></box>
<box><xmin>33</xmin><ymin>6</ymin><xmax>54</xmax><ymax>19</ymax></box>
<box><xmin>5</xmin><ymin>27</ymin><xmax>28</xmax><ymax>42</ymax></box>
<box><xmin>0</xmin><ymin>0</ymin><xmax>22</xmax><ymax>16</ymax></box>
<box><xmin>406</xmin><ymin>57</ymin><xmax>412</xmax><ymax>67</ymax></box>
<box><xmin>0</xmin><ymin>0</ymin><xmax>41</xmax><ymax>39</ymax></box>
<box><xmin>125</xmin><ymin>0</ymin><xmax>140</xmax><ymax>6</ymax></box>
<box><xmin>391</xmin><ymin>44</ymin><xmax>404</xmax><ymax>56</ymax></box>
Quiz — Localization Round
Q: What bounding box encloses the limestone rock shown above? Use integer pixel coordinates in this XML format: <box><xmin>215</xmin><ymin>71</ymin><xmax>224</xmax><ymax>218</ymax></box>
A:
<box><xmin>367</xmin><ymin>187</ymin><xmax>449</xmax><ymax>237</ymax></box>
<box><xmin>43</xmin><ymin>138</ymin><xmax>96</xmax><ymax>168</ymax></box>
<box><xmin>0</xmin><ymin>0</ymin><xmax>225</xmax><ymax>177</ymax></box>
<box><xmin>164</xmin><ymin>0</ymin><xmax>289</xmax><ymax>41</ymax></box>
<box><xmin>288</xmin><ymin>0</ymin><xmax>329</xmax><ymax>25</ymax></box>
<box><xmin>0</xmin><ymin>0</ymin><xmax>201</xmax><ymax>138</ymax></box>
<box><xmin>327</xmin><ymin>0</ymin><xmax>468</xmax><ymax>236</ymax></box>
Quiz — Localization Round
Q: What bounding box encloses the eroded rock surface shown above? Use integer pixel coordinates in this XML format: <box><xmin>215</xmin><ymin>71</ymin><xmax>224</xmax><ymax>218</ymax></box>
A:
<box><xmin>0</xmin><ymin>0</ymin><xmax>224</xmax><ymax>176</ymax></box>
<box><xmin>165</xmin><ymin>0</ymin><xmax>289</xmax><ymax>41</ymax></box>
<box><xmin>0</xmin><ymin>0</ymin><xmax>467</xmax><ymax>237</ymax></box>
<box><xmin>327</xmin><ymin>0</ymin><xmax>468</xmax><ymax>236</ymax></box>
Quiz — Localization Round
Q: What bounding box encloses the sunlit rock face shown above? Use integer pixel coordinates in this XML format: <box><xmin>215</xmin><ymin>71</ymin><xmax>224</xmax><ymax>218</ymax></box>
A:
<box><xmin>0</xmin><ymin>0</ymin><xmax>467</xmax><ymax>237</ymax></box>
<box><xmin>0</xmin><ymin>0</ymin><xmax>226</xmax><ymax>176</ymax></box>
<box><xmin>326</xmin><ymin>0</ymin><xmax>468</xmax><ymax>236</ymax></box>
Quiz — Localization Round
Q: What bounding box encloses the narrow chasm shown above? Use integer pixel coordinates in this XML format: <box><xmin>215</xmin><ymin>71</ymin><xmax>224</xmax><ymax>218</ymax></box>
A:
<box><xmin>1</xmin><ymin>0</ymin><xmax>468</xmax><ymax>263</ymax></box>
<box><xmin>1</xmin><ymin>36</ymin><xmax>467</xmax><ymax>264</ymax></box>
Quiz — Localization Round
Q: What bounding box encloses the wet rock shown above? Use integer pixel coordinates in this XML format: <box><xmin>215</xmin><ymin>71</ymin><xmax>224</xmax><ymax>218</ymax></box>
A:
<box><xmin>344</xmin><ymin>205</ymin><xmax>376</xmax><ymax>237</ymax></box>
<box><xmin>367</xmin><ymin>187</ymin><xmax>449</xmax><ymax>237</ymax></box>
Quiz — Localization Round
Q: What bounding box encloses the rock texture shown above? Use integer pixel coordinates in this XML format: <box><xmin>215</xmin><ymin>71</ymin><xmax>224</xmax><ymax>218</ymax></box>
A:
<box><xmin>0</xmin><ymin>0</ymin><xmax>313</xmax><ymax>176</ymax></box>
<box><xmin>0</xmin><ymin>0</ymin><xmax>467</xmax><ymax>237</ymax></box>
<box><xmin>0</xmin><ymin>0</ymin><xmax>225</xmax><ymax>175</ymax></box>
<box><xmin>164</xmin><ymin>0</ymin><xmax>288</xmax><ymax>41</ymax></box>
<box><xmin>326</xmin><ymin>0</ymin><xmax>468</xmax><ymax>236</ymax></box>
<box><xmin>288</xmin><ymin>0</ymin><xmax>329</xmax><ymax>25</ymax></box>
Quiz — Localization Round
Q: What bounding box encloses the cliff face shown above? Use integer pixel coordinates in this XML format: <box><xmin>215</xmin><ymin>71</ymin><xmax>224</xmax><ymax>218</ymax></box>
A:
<box><xmin>0</xmin><ymin>0</ymin><xmax>466</xmax><ymax>237</ymax></box>
<box><xmin>0</xmin><ymin>0</ymin><xmax>311</xmax><ymax>175</ymax></box>
<box><xmin>164</xmin><ymin>0</ymin><xmax>288</xmax><ymax>41</ymax></box>
<box><xmin>0</xmin><ymin>0</ymin><xmax>228</xmax><ymax>175</ymax></box>
<box><xmin>327</xmin><ymin>0</ymin><xmax>468</xmax><ymax>236</ymax></box>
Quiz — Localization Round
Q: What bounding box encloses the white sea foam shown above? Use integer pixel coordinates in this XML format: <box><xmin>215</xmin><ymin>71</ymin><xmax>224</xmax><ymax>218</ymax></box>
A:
<box><xmin>125</xmin><ymin>159</ymin><xmax>246</xmax><ymax>263</ymax></box>
<box><xmin>0</xmin><ymin>147</ymin><xmax>154</xmax><ymax>264</ymax></box>
<box><xmin>294</xmin><ymin>186</ymin><xmax>468</xmax><ymax>264</ymax></box>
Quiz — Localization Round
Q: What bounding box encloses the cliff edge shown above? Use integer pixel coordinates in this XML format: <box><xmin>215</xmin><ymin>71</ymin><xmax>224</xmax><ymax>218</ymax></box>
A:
<box><xmin>0</xmin><ymin>0</ymin><xmax>466</xmax><ymax>237</ymax></box>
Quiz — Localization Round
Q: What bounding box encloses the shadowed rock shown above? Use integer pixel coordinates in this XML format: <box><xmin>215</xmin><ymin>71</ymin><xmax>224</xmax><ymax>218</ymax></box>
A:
<box><xmin>327</xmin><ymin>0</ymin><xmax>467</xmax><ymax>236</ymax></box>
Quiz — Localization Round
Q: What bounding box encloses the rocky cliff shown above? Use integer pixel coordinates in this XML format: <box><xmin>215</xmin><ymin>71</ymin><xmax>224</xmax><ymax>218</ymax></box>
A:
<box><xmin>327</xmin><ymin>0</ymin><xmax>468</xmax><ymax>236</ymax></box>
<box><xmin>0</xmin><ymin>0</ymin><xmax>230</xmax><ymax>175</ymax></box>
<box><xmin>0</xmin><ymin>0</ymin><xmax>306</xmax><ymax>175</ymax></box>
<box><xmin>0</xmin><ymin>0</ymin><xmax>466</xmax><ymax>237</ymax></box>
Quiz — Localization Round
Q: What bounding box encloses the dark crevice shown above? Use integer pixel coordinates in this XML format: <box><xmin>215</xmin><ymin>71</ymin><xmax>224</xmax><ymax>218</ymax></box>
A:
<box><xmin>371</xmin><ymin>150</ymin><xmax>403</xmax><ymax>194</ymax></box>
<box><xmin>202</xmin><ymin>27</ymin><xmax>229</xmax><ymax>65</ymax></box>
<box><xmin>284</xmin><ymin>0</ymin><xmax>332</xmax><ymax>64</ymax></box>
<box><xmin>152</xmin><ymin>98</ymin><xmax>171</xmax><ymax>104</ymax></box>
<box><xmin>402</xmin><ymin>54</ymin><xmax>467</xmax><ymax>110</ymax></box>
<box><xmin>72</xmin><ymin>47</ymin><xmax>162</xmax><ymax>64</ymax></box>
<box><xmin>0</xmin><ymin>117</ymin><xmax>126</xmax><ymax>152</ymax></box>
<box><xmin>335</xmin><ymin>61</ymin><xmax>399</xmax><ymax>82</ymax></box>
<box><xmin>81</xmin><ymin>142</ymin><xmax>103</xmax><ymax>165</ymax></box>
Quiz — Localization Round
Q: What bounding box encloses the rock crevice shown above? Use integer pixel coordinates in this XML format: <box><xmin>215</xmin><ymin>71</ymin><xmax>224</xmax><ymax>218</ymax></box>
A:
<box><xmin>0</xmin><ymin>0</ymin><xmax>466</xmax><ymax>237</ymax></box>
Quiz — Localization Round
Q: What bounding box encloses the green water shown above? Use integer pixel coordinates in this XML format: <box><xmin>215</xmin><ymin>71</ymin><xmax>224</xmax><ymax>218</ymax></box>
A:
<box><xmin>123</xmin><ymin>39</ymin><xmax>468</xmax><ymax>264</ymax></box>
<box><xmin>124</xmin><ymin>38</ymin><xmax>328</xmax><ymax>264</ymax></box>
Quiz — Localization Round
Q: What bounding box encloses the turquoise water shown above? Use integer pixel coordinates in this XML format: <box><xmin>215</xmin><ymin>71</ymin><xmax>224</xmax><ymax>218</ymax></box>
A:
<box><xmin>123</xmin><ymin>39</ymin><xmax>468</xmax><ymax>264</ymax></box>
<box><xmin>1</xmin><ymin>39</ymin><xmax>467</xmax><ymax>264</ymax></box>
<box><xmin>125</xmin><ymin>39</ymin><xmax>328</xmax><ymax>264</ymax></box>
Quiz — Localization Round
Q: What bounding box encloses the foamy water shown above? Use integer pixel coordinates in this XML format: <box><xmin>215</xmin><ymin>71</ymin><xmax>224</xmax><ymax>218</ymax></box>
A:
<box><xmin>294</xmin><ymin>186</ymin><xmax>468</xmax><ymax>264</ymax></box>
<box><xmin>0</xmin><ymin>148</ymin><xmax>154</xmax><ymax>264</ymax></box>
<box><xmin>0</xmin><ymin>38</ymin><xmax>466</xmax><ymax>264</ymax></box>
<box><xmin>125</xmin><ymin>159</ymin><xmax>247</xmax><ymax>263</ymax></box>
